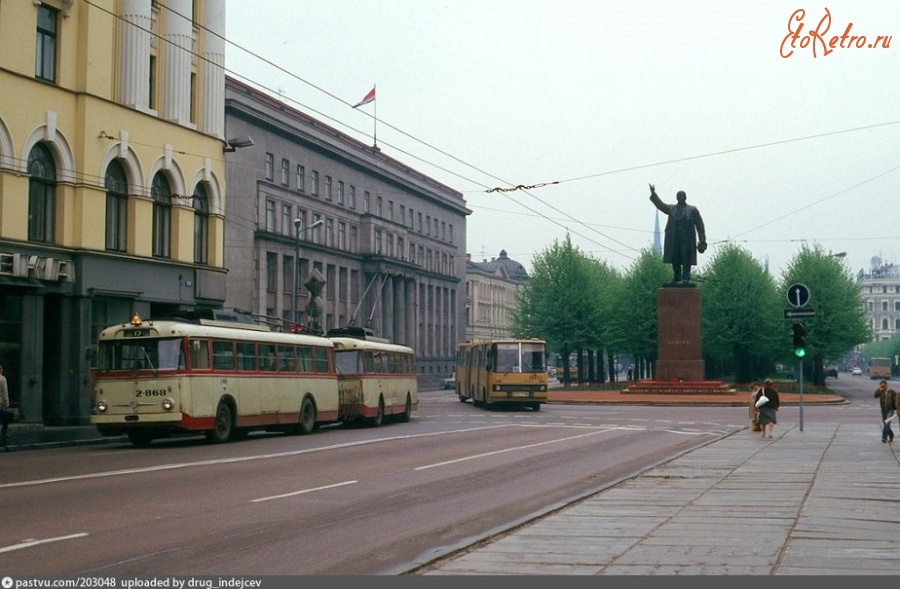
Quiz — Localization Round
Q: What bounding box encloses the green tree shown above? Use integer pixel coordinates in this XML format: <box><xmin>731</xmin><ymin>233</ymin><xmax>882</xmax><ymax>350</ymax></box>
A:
<box><xmin>780</xmin><ymin>244</ymin><xmax>872</xmax><ymax>386</ymax></box>
<box><xmin>699</xmin><ymin>244</ymin><xmax>781</xmax><ymax>382</ymax></box>
<box><xmin>608</xmin><ymin>249</ymin><xmax>670</xmax><ymax>379</ymax></box>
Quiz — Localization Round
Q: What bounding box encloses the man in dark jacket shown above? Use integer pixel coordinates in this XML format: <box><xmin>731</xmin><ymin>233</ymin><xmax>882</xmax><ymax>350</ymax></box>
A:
<box><xmin>650</xmin><ymin>184</ymin><xmax>707</xmax><ymax>286</ymax></box>
<box><xmin>874</xmin><ymin>379</ymin><xmax>896</xmax><ymax>444</ymax></box>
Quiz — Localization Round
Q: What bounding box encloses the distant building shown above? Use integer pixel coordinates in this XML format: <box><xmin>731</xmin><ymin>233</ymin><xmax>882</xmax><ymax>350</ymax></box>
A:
<box><xmin>465</xmin><ymin>250</ymin><xmax>529</xmax><ymax>342</ymax></box>
<box><xmin>857</xmin><ymin>257</ymin><xmax>900</xmax><ymax>341</ymax></box>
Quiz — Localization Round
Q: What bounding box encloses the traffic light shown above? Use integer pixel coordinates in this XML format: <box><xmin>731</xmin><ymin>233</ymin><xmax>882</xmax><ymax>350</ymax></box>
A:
<box><xmin>791</xmin><ymin>323</ymin><xmax>806</xmax><ymax>358</ymax></box>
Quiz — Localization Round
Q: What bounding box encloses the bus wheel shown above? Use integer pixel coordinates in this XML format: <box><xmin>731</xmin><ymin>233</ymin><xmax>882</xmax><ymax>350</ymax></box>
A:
<box><xmin>298</xmin><ymin>397</ymin><xmax>316</xmax><ymax>435</ymax></box>
<box><xmin>397</xmin><ymin>393</ymin><xmax>412</xmax><ymax>423</ymax></box>
<box><xmin>127</xmin><ymin>431</ymin><xmax>154</xmax><ymax>447</ymax></box>
<box><xmin>530</xmin><ymin>402</ymin><xmax>541</xmax><ymax>411</ymax></box>
<box><xmin>367</xmin><ymin>397</ymin><xmax>384</xmax><ymax>427</ymax></box>
<box><xmin>206</xmin><ymin>401</ymin><xmax>234</xmax><ymax>443</ymax></box>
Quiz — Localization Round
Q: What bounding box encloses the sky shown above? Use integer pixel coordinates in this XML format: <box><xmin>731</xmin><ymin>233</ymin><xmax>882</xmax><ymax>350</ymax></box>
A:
<box><xmin>224</xmin><ymin>0</ymin><xmax>900</xmax><ymax>280</ymax></box>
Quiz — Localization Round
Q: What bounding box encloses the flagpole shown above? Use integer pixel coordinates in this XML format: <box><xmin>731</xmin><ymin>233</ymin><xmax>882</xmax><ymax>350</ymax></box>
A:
<box><xmin>373</xmin><ymin>84</ymin><xmax>378</xmax><ymax>149</ymax></box>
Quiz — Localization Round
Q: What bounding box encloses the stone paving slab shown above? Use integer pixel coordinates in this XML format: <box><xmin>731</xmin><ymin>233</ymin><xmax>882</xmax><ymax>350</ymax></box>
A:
<box><xmin>418</xmin><ymin>422</ymin><xmax>900</xmax><ymax>576</ymax></box>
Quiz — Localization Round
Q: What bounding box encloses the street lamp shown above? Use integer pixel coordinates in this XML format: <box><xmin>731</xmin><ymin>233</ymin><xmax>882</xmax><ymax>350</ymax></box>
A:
<box><xmin>292</xmin><ymin>218</ymin><xmax>324</xmax><ymax>327</ymax></box>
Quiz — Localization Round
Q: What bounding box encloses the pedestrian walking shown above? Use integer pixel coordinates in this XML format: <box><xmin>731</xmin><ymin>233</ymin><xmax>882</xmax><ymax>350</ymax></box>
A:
<box><xmin>754</xmin><ymin>378</ymin><xmax>780</xmax><ymax>439</ymax></box>
<box><xmin>0</xmin><ymin>364</ymin><xmax>11</xmax><ymax>446</ymax></box>
<box><xmin>873</xmin><ymin>379</ymin><xmax>896</xmax><ymax>444</ymax></box>
<box><xmin>748</xmin><ymin>382</ymin><xmax>762</xmax><ymax>431</ymax></box>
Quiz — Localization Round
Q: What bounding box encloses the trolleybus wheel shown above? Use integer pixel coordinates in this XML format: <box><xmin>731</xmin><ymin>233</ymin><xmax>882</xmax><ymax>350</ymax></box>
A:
<box><xmin>367</xmin><ymin>396</ymin><xmax>384</xmax><ymax>427</ymax></box>
<box><xmin>127</xmin><ymin>431</ymin><xmax>154</xmax><ymax>447</ymax></box>
<box><xmin>298</xmin><ymin>396</ymin><xmax>316</xmax><ymax>435</ymax></box>
<box><xmin>206</xmin><ymin>401</ymin><xmax>234</xmax><ymax>443</ymax></box>
<box><xmin>397</xmin><ymin>393</ymin><xmax>412</xmax><ymax>423</ymax></box>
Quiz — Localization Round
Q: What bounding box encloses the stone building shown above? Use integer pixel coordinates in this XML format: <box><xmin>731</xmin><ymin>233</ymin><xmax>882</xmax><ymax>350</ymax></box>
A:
<box><xmin>224</xmin><ymin>77</ymin><xmax>469</xmax><ymax>377</ymax></box>
<box><xmin>857</xmin><ymin>257</ymin><xmax>900</xmax><ymax>342</ymax></box>
<box><xmin>0</xmin><ymin>0</ymin><xmax>228</xmax><ymax>424</ymax></box>
<box><xmin>465</xmin><ymin>250</ymin><xmax>529</xmax><ymax>342</ymax></box>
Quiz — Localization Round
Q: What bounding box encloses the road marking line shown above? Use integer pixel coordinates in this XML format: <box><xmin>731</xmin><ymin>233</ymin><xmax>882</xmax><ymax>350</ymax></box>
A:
<box><xmin>252</xmin><ymin>480</ymin><xmax>357</xmax><ymax>503</ymax></box>
<box><xmin>0</xmin><ymin>532</ymin><xmax>88</xmax><ymax>554</ymax></box>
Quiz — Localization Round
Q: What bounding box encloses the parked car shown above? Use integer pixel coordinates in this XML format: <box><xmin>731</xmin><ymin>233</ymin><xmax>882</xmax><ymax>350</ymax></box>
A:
<box><xmin>825</xmin><ymin>365</ymin><xmax>838</xmax><ymax>378</ymax></box>
<box><xmin>851</xmin><ymin>367</ymin><xmax>862</xmax><ymax>376</ymax></box>
<box><xmin>442</xmin><ymin>372</ymin><xmax>456</xmax><ymax>390</ymax></box>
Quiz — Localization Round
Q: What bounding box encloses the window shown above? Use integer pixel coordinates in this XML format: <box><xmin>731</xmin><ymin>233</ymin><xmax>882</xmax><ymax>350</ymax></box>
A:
<box><xmin>434</xmin><ymin>217</ymin><xmax>439</xmax><ymax>236</ymax></box>
<box><xmin>338</xmin><ymin>222</ymin><xmax>346</xmax><ymax>250</ymax></box>
<box><xmin>264</xmin><ymin>153</ymin><xmax>274</xmax><ymax>181</ymax></box>
<box><xmin>280</xmin><ymin>204</ymin><xmax>293</xmax><ymax>236</ymax></box>
<box><xmin>325</xmin><ymin>176</ymin><xmax>332</xmax><ymax>200</ymax></box>
<box><xmin>193</xmin><ymin>183</ymin><xmax>209</xmax><ymax>264</ymax></box>
<box><xmin>212</xmin><ymin>340</ymin><xmax>235</xmax><ymax>370</ymax></box>
<box><xmin>883</xmin><ymin>301</ymin><xmax>889</xmax><ymax>312</ymax></box>
<box><xmin>417</xmin><ymin>212</ymin><xmax>423</xmax><ymax>232</ymax></box>
<box><xmin>311</xmin><ymin>171</ymin><xmax>319</xmax><ymax>196</ymax></box>
<box><xmin>27</xmin><ymin>143</ymin><xmax>56</xmax><ymax>243</ymax></box>
<box><xmin>337</xmin><ymin>181</ymin><xmax>345</xmax><ymax>205</ymax></box>
<box><xmin>374</xmin><ymin>229</ymin><xmax>382</xmax><ymax>255</ymax></box>
<box><xmin>388</xmin><ymin>200</ymin><xmax>394</xmax><ymax>221</ymax></box>
<box><xmin>265</xmin><ymin>199</ymin><xmax>276</xmax><ymax>232</ymax></box>
<box><xmin>350</xmin><ymin>226</ymin><xmax>358</xmax><ymax>252</ymax></box>
<box><xmin>426</xmin><ymin>215</ymin><xmax>431</xmax><ymax>235</ymax></box>
<box><xmin>441</xmin><ymin>221</ymin><xmax>446</xmax><ymax>240</ymax></box>
<box><xmin>349</xmin><ymin>185</ymin><xmax>356</xmax><ymax>209</ymax></box>
<box><xmin>296</xmin><ymin>165</ymin><xmax>305</xmax><ymax>191</ymax></box>
<box><xmin>408</xmin><ymin>208</ymin><xmax>414</xmax><ymax>229</ymax></box>
<box><xmin>376</xmin><ymin>196</ymin><xmax>383</xmax><ymax>217</ymax></box>
<box><xmin>236</xmin><ymin>342</ymin><xmax>256</xmax><ymax>371</ymax></box>
<box><xmin>325</xmin><ymin>218</ymin><xmax>334</xmax><ymax>247</ymax></box>
<box><xmin>363</xmin><ymin>191</ymin><xmax>370</xmax><ymax>213</ymax></box>
<box><xmin>266</xmin><ymin>252</ymin><xmax>277</xmax><ymax>292</ymax></box>
<box><xmin>105</xmin><ymin>160</ymin><xmax>128</xmax><ymax>252</ymax></box>
<box><xmin>449</xmin><ymin>224</ymin><xmax>454</xmax><ymax>244</ymax></box>
<box><xmin>151</xmin><ymin>173</ymin><xmax>172</xmax><ymax>257</ymax></box>
<box><xmin>281</xmin><ymin>159</ymin><xmax>290</xmax><ymax>185</ymax></box>
<box><xmin>312</xmin><ymin>214</ymin><xmax>322</xmax><ymax>244</ymax></box>
<box><xmin>895</xmin><ymin>302</ymin><xmax>900</xmax><ymax>312</ymax></box>
<box><xmin>35</xmin><ymin>4</ymin><xmax>58</xmax><ymax>83</ymax></box>
<box><xmin>296</xmin><ymin>210</ymin><xmax>307</xmax><ymax>236</ymax></box>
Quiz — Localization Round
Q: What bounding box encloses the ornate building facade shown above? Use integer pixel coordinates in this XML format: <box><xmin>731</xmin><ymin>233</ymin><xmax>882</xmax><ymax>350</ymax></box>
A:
<box><xmin>0</xmin><ymin>0</ymin><xmax>227</xmax><ymax>424</ymax></box>
<box><xmin>857</xmin><ymin>258</ymin><xmax>900</xmax><ymax>342</ymax></box>
<box><xmin>224</xmin><ymin>77</ymin><xmax>469</xmax><ymax>377</ymax></box>
<box><xmin>464</xmin><ymin>250</ymin><xmax>529</xmax><ymax>342</ymax></box>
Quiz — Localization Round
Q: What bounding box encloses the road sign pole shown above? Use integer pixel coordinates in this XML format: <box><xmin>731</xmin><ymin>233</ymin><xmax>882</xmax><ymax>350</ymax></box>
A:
<box><xmin>798</xmin><ymin>358</ymin><xmax>804</xmax><ymax>432</ymax></box>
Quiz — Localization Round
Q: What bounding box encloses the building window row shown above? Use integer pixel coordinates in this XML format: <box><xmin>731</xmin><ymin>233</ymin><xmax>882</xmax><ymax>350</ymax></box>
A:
<box><xmin>262</xmin><ymin>154</ymin><xmax>454</xmax><ymax>244</ymax></box>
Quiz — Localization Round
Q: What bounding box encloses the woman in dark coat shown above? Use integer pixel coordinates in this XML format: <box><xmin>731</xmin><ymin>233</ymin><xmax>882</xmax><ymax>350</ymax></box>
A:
<box><xmin>755</xmin><ymin>379</ymin><xmax>780</xmax><ymax>439</ymax></box>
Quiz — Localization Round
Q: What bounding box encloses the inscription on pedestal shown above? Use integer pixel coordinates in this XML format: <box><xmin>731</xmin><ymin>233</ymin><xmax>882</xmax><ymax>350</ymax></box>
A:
<box><xmin>657</xmin><ymin>288</ymin><xmax>704</xmax><ymax>381</ymax></box>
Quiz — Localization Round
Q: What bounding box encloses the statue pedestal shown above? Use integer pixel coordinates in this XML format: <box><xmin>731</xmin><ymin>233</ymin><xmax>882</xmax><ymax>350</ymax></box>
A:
<box><xmin>655</xmin><ymin>287</ymin><xmax>705</xmax><ymax>381</ymax></box>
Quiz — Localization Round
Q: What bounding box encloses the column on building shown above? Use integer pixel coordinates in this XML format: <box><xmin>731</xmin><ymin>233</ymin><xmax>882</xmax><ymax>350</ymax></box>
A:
<box><xmin>383</xmin><ymin>274</ymin><xmax>394</xmax><ymax>342</ymax></box>
<box><xmin>159</xmin><ymin>0</ymin><xmax>193</xmax><ymax>125</ymax></box>
<box><xmin>199</xmin><ymin>2</ymin><xmax>225</xmax><ymax>139</ymax></box>
<box><xmin>118</xmin><ymin>0</ymin><xmax>151</xmax><ymax>110</ymax></box>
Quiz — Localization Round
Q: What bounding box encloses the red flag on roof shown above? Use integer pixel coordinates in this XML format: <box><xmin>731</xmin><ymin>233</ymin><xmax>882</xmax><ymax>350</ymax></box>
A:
<box><xmin>352</xmin><ymin>86</ymin><xmax>376</xmax><ymax>108</ymax></box>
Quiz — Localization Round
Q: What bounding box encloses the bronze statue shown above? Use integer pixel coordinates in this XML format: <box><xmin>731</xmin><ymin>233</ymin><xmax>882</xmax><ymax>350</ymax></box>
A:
<box><xmin>649</xmin><ymin>184</ymin><xmax>707</xmax><ymax>286</ymax></box>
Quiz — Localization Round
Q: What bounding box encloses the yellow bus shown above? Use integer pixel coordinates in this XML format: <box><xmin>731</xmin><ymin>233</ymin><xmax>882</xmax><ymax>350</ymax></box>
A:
<box><xmin>329</xmin><ymin>327</ymin><xmax>417</xmax><ymax>426</ymax></box>
<box><xmin>91</xmin><ymin>316</ymin><xmax>415</xmax><ymax>447</ymax></box>
<box><xmin>455</xmin><ymin>339</ymin><xmax>549</xmax><ymax>410</ymax></box>
<box><xmin>869</xmin><ymin>357</ymin><xmax>892</xmax><ymax>380</ymax></box>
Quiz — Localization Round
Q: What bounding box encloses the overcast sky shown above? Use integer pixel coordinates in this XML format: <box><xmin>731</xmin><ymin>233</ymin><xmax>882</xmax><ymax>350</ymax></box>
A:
<box><xmin>224</xmin><ymin>0</ymin><xmax>900</xmax><ymax>280</ymax></box>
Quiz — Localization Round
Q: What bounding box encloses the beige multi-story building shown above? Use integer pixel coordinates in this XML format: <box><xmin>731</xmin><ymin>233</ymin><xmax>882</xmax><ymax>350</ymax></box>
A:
<box><xmin>0</xmin><ymin>0</ymin><xmax>227</xmax><ymax>424</ymax></box>
<box><xmin>465</xmin><ymin>250</ymin><xmax>529</xmax><ymax>342</ymax></box>
<box><xmin>857</xmin><ymin>258</ymin><xmax>900</xmax><ymax>341</ymax></box>
<box><xmin>224</xmin><ymin>77</ymin><xmax>470</xmax><ymax>377</ymax></box>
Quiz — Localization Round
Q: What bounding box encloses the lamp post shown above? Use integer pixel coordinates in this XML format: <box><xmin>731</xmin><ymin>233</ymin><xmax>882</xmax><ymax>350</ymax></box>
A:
<box><xmin>292</xmin><ymin>218</ymin><xmax>324</xmax><ymax>328</ymax></box>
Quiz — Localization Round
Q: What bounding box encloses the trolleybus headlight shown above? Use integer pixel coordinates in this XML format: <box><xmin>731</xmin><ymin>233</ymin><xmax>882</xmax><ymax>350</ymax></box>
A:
<box><xmin>96</xmin><ymin>401</ymin><xmax>108</xmax><ymax>413</ymax></box>
<box><xmin>162</xmin><ymin>397</ymin><xmax>175</xmax><ymax>410</ymax></box>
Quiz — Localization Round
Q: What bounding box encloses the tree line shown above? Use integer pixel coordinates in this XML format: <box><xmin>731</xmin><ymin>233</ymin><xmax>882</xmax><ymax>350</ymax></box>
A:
<box><xmin>511</xmin><ymin>236</ymin><xmax>872</xmax><ymax>387</ymax></box>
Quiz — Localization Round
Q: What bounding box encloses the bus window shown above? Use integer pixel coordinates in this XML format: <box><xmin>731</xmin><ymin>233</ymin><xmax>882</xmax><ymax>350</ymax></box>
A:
<box><xmin>277</xmin><ymin>345</ymin><xmax>296</xmax><ymax>372</ymax></box>
<box><xmin>495</xmin><ymin>345</ymin><xmax>519</xmax><ymax>372</ymax></box>
<box><xmin>189</xmin><ymin>339</ymin><xmax>210</xmax><ymax>370</ymax></box>
<box><xmin>258</xmin><ymin>344</ymin><xmax>276</xmax><ymax>371</ymax></box>
<box><xmin>313</xmin><ymin>347</ymin><xmax>330</xmax><ymax>373</ymax></box>
<box><xmin>158</xmin><ymin>339</ymin><xmax>184</xmax><ymax>370</ymax></box>
<box><xmin>297</xmin><ymin>346</ymin><xmax>314</xmax><ymax>372</ymax></box>
<box><xmin>335</xmin><ymin>350</ymin><xmax>362</xmax><ymax>375</ymax></box>
<box><xmin>212</xmin><ymin>340</ymin><xmax>235</xmax><ymax>370</ymax></box>
<box><xmin>363</xmin><ymin>351</ymin><xmax>375</xmax><ymax>373</ymax></box>
<box><xmin>236</xmin><ymin>342</ymin><xmax>256</xmax><ymax>371</ymax></box>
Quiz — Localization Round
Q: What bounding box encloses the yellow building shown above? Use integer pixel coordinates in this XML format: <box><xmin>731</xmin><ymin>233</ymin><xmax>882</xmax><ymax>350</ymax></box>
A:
<box><xmin>0</xmin><ymin>0</ymin><xmax>227</xmax><ymax>425</ymax></box>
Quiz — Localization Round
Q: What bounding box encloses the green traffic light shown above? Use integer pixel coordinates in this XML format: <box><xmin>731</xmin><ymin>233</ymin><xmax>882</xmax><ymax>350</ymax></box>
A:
<box><xmin>794</xmin><ymin>347</ymin><xmax>806</xmax><ymax>358</ymax></box>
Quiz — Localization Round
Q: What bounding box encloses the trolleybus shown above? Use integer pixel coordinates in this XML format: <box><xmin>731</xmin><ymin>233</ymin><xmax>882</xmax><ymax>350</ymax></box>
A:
<box><xmin>869</xmin><ymin>357</ymin><xmax>892</xmax><ymax>380</ymax></box>
<box><xmin>91</xmin><ymin>316</ymin><xmax>415</xmax><ymax>446</ymax></box>
<box><xmin>455</xmin><ymin>338</ymin><xmax>549</xmax><ymax>410</ymax></box>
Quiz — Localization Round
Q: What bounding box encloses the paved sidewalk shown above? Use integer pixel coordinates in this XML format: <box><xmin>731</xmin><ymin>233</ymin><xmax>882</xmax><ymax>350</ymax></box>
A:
<box><xmin>416</xmin><ymin>422</ymin><xmax>900</xmax><ymax>575</ymax></box>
